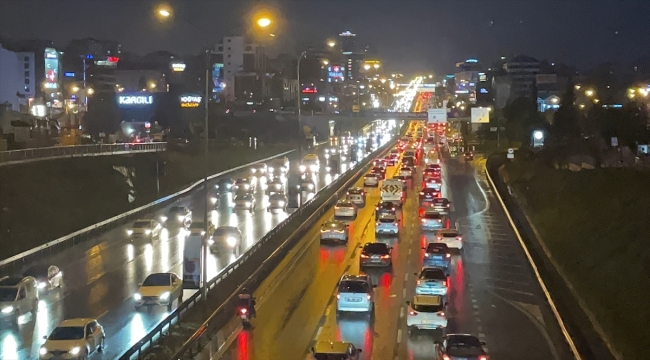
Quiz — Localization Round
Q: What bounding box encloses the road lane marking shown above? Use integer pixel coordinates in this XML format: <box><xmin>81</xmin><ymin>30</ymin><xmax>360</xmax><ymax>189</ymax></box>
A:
<box><xmin>402</xmin><ymin>288</ymin><xmax>406</xmax><ymax>297</ymax></box>
<box><xmin>400</xmin><ymin>307</ymin><xmax>404</xmax><ymax>319</ymax></box>
<box><xmin>487</xmin><ymin>285</ymin><xmax>534</xmax><ymax>297</ymax></box>
<box><xmin>404</xmin><ymin>273</ymin><xmax>408</xmax><ymax>282</ymax></box>
<box><xmin>396</xmin><ymin>329</ymin><xmax>402</xmax><ymax>343</ymax></box>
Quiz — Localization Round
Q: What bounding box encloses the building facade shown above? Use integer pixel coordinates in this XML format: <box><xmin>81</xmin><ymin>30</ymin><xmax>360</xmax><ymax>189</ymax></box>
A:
<box><xmin>214</xmin><ymin>36</ymin><xmax>265</xmax><ymax>103</ymax></box>
<box><xmin>0</xmin><ymin>44</ymin><xmax>36</xmax><ymax>112</ymax></box>
<box><xmin>504</xmin><ymin>55</ymin><xmax>540</xmax><ymax>99</ymax></box>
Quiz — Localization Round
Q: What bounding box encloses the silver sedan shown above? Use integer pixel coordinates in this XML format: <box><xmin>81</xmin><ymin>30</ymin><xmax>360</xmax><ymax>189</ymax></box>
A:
<box><xmin>320</xmin><ymin>220</ymin><xmax>349</xmax><ymax>244</ymax></box>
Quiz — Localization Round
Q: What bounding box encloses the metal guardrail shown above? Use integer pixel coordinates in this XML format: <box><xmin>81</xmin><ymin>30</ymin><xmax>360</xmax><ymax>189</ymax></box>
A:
<box><xmin>0</xmin><ymin>142</ymin><xmax>167</xmax><ymax>166</ymax></box>
<box><xmin>119</xmin><ymin>122</ymin><xmax>407</xmax><ymax>360</ymax></box>
<box><xmin>0</xmin><ymin>149</ymin><xmax>295</xmax><ymax>275</ymax></box>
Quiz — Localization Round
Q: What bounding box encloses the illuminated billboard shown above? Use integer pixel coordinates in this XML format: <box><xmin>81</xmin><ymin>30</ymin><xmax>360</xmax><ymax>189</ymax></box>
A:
<box><xmin>117</xmin><ymin>92</ymin><xmax>154</xmax><ymax>107</ymax></box>
<box><xmin>327</xmin><ymin>66</ymin><xmax>344</xmax><ymax>83</ymax></box>
<box><xmin>44</xmin><ymin>48</ymin><xmax>59</xmax><ymax>90</ymax></box>
<box><xmin>212</xmin><ymin>63</ymin><xmax>225</xmax><ymax>96</ymax></box>
<box><xmin>179</xmin><ymin>94</ymin><xmax>202</xmax><ymax>108</ymax></box>
<box><xmin>302</xmin><ymin>86</ymin><xmax>317</xmax><ymax>93</ymax></box>
<box><xmin>171</xmin><ymin>62</ymin><xmax>186</xmax><ymax>72</ymax></box>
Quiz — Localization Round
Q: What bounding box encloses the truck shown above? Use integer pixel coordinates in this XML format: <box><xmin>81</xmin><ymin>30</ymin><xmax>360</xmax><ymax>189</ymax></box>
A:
<box><xmin>380</xmin><ymin>179</ymin><xmax>405</xmax><ymax>206</ymax></box>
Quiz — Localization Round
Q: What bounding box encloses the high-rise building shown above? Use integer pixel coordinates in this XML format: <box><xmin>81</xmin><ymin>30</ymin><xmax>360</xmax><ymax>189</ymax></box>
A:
<box><xmin>0</xmin><ymin>44</ymin><xmax>36</xmax><ymax>112</ymax></box>
<box><xmin>504</xmin><ymin>55</ymin><xmax>540</xmax><ymax>99</ymax></box>
<box><xmin>61</xmin><ymin>38</ymin><xmax>122</xmax><ymax>94</ymax></box>
<box><xmin>214</xmin><ymin>36</ymin><xmax>266</xmax><ymax>103</ymax></box>
<box><xmin>454</xmin><ymin>58</ymin><xmax>482</xmax><ymax>103</ymax></box>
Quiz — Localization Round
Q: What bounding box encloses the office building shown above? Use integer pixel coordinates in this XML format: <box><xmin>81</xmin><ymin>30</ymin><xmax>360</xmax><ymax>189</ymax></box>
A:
<box><xmin>0</xmin><ymin>44</ymin><xmax>36</xmax><ymax>113</ymax></box>
<box><xmin>454</xmin><ymin>58</ymin><xmax>482</xmax><ymax>103</ymax></box>
<box><xmin>214</xmin><ymin>35</ymin><xmax>266</xmax><ymax>103</ymax></box>
<box><xmin>504</xmin><ymin>55</ymin><xmax>540</xmax><ymax>99</ymax></box>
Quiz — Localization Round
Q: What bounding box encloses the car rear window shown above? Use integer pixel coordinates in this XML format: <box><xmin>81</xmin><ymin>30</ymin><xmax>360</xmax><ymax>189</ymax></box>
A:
<box><xmin>426</xmin><ymin>245</ymin><xmax>448</xmax><ymax>254</ymax></box>
<box><xmin>339</xmin><ymin>281</ymin><xmax>369</xmax><ymax>293</ymax></box>
<box><xmin>446</xmin><ymin>345</ymin><xmax>483</xmax><ymax>357</ymax></box>
<box><xmin>378</xmin><ymin>217</ymin><xmax>396</xmax><ymax>223</ymax></box>
<box><xmin>365</xmin><ymin>174</ymin><xmax>376</xmax><ymax>178</ymax></box>
<box><xmin>440</xmin><ymin>231</ymin><xmax>459</xmax><ymax>237</ymax></box>
<box><xmin>364</xmin><ymin>243</ymin><xmax>389</xmax><ymax>254</ymax></box>
<box><xmin>413</xmin><ymin>303</ymin><xmax>444</xmax><ymax>313</ymax></box>
<box><xmin>420</xmin><ymin>268</ymin><xmax>446</xmax><ymax>280</ymax></box>
<box><xmin>424</xmin><ymin>213</ymin><xmax>442</xmax><ymax>219</ymax></box>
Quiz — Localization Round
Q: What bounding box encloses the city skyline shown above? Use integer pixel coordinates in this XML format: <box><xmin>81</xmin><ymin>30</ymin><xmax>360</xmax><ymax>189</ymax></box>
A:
<box><xmin>1</xmin><ymin>0</ymin><xmax>648</xmax><ymax>75</ymax></box>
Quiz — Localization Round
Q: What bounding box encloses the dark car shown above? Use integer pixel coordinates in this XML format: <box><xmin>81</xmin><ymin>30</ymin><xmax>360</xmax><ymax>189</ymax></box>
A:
<box><xmin>375</xmin><ymin>201</ymin><xmax>397</xmax><ymax>217</ymax></box>
<box><xmin>402</xmin><ymin>156</ymin><xmax>416</xmax><ymax>167</ymax></box>
<box><xmin>435</xmin><ymin>334</ymin><xmax>488</xmax><ymax>360</ymax></box>
<box><xmin>360</xmin><ymin>242</ymin><xmax>393</xmax><ymax>268</ymax></box>
<box><xmin>216</xmin><ymin>178</ymin><xmax>236</xmax><ymax>193</ymax></box>
<box><xmin>371</xmin><ymin>166</ymin><xmax>386</xmax><ymax>180</ymax></box>
<box><xmin>464</xmin><ymin>152</ymin><xmax>474</xmax><ymax>160</ymax></box>
<box><xmin>423</xmin><ymin>243</ymin><xmax>451</xmax><ymax>272</ymax></box>
<box><xmin>23</xmin><ymin>264</ymin><xmax>63</xmax><ymax>292</ymax></box>
<box><xmin>419</xmin><ymin>188</ymin><xmax>441</xmax><ymax>203</ymax></box>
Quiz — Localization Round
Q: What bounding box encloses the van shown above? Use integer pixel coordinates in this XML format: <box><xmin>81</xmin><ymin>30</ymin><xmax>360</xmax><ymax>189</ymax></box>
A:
<box><xmin>0</xmin><ymin>276</ymin><xmax>39</xmax><ymax>326</ymax></box>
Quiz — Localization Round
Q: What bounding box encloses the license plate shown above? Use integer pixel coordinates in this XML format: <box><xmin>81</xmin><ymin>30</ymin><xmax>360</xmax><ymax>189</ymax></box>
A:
<box><xmin>420</xmin><ymin>320</ymin><xmax>432</xmax><ymax>324</ymax></box>
<box><xmin>346</xmin><ymin>298</ymin><xmax>361</xmax><ymax>302</ymax></box>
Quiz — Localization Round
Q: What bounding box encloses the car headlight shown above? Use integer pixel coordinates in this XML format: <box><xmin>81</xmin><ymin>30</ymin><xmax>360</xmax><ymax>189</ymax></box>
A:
<box><xmin>268</xmin><ymin>167</ymin><xmax>274</xmax><ymax>172</ymax></box>
<box><xmin>39</xmin><ymin>347</ymin><xmax>48</xmax><ymax>355</ymax></box>
<box><xmin>308</xmin><ymin>184</ymin><xmax>314</xmax><ymax>189</ymax></box>
<box><xmin>310</xmin><ymin>165</ymin><xmax>318</xmax><ymax>171</ymax></box>
<box><xmin>127</xmin><ymin>230</ymin><xmax>133</xmax><ymax>236</ymax></box>
<box><xmin>37</xmin><ymin>282</ymin><xmax>47</xmax><ymax>289</ymax></box>
<box><xmin>145</xmin><ymin>229</ymin><xmax>152</xmax><ymax>235</ymax></box>
<box><xmin>210</xmin><ymin>197</ymin><xmax>218</xmax><ymax>204</ymax></box>
<box><xmin>325</xmin><ymin>166</ymin><xmax>331</xmax><ymax>171</ymax></box>
<box><xmin>244</xmin><ymin>184</ymin><xmax>250</xmax><ymax>189</ymax></box>
<box><xmin>2</xmin><ymin>306</ymin><xmax>13</xmax><ymax>314</ymax></box>
<box><xmin>245</xmin><ymin>202</ymin><xmax>251</xmax><ymax>207</ymax></box>
<box><xmin>325</xmin><ymin>153</ymin><xmax>330</xmax><ymax>159</ymax></box>
<box><xmin>277</xmin><ymin>201</ymin><xmax>285</xmax><ymax>206</ymax></box>
<box><xmin>69</xmin><ymin>347</ymin><xmax>81</xmax><ymax>355</ymax></box>
<box><xmin>134</xmin><ymin>293</ymin><xmax>142</xmax><ymax>301</ymax></box>
<box><xmin>208</xmin><ymin>239</ymin><xmax>215</xmax><ymax>246</ymax></box>
<box><xmin>226</xmin><ymin>236</ymin><xmax>237</xmax><ymax>247</ymax></box>
<box><xmin>177</xmin><ymin>215</ymin><xmax>185</xmax><ymax>221</ymax></box>
<box><xmin>159</xmin><ymin>216</ymin><xmax>167</xmax><ymax>223</ymax></box>
<box><xmin>299</xmin><ymin>165</ymin><xmax>306</xmax><ymax>172</ymax></box>
<box><xmin>160</xmin><ymin>292</ymin><xmax>170</xmax><ymax>300</ymax></box>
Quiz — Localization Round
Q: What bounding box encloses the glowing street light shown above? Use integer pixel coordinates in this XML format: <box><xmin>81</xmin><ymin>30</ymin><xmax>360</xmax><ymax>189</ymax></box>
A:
<box><xmin>364</xmin><ymin>64</ymin><xmax>371</xmax><ymax>70</ymax></box>
<box><xmin>585</xmin><ymin>89</ymin><xmax>595</xmax><ymax>97</ymax></box>
<box><xmin>327</xmin><ymin>40</ymin><xmax>336</xmax><ymax>48</ymax></box>
<box><xmin>86</xmin><ymin>88</ymin><xmax>94</xmax><ymax>95</ymax></box>
<box><xmin>256</xmin><ymin>17</ymin><xmax>272</xmax><ymax>28</ymax></box>
<box><xmin>373</xmin><ymin>63</ymin><xmax>380</xmax><ymax>69</ymax></box>
<box><xmin>71</xmin><ymin>86</ymin><xmax>80</xmax><ymax>92</ymax></box>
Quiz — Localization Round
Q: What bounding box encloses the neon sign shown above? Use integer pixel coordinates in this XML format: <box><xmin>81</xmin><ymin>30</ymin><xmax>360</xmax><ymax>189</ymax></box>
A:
<box><xmin>118</xmin><ymin>95</ymin><xmax>153</xmax><ymax>105</ymax></box>
<box><xmin>179</xmin><ymin>94</ymin><xmax>202</xmax><ymax>108</ymax></box>
<box><xmin>302</xmin><ymin>87</ymin><xmax>317</xmax><ymax>93</ymax></box>
<box><xmin>171</xmin><ymin>62</ymin><xmax>186</xmax><ymax>72</ymax></box>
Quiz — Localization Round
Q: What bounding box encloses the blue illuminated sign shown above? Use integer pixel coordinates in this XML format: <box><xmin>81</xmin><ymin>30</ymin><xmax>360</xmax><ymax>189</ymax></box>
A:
<box><xmin>64</xmin><ymin>72</ymin><xmax>75</xmax><ymax>78</ymax></box>
<box><xmin>480</xmin><ymin>88</ymin><xmax>488</xmax><ymax>94</ymax></box>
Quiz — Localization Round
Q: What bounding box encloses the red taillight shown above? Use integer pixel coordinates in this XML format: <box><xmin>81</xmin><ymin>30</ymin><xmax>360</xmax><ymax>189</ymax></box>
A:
<box><xmin>457</xmin><ymin>236</ymin><xmax>463</xmax><ymax>240</ymax></box>
<box><xmin>478</xmin><ymin>356</ymin><xmax>488</xmax><ymax>360</ymax></box>
<box><xmin>421</xmin><ymin>219</ymin><xmax>426</xmax><ymax>223</ymax></box>
<box><xmin>437</xmin><ymin>311</ymin><xmax>445</xmax><ymax>317</ymax></box>
<box><xmin>409</xmin><ymin>311</ymin><xmax>418</xmax><ymax>316</ymax></box>
<box><xmin>442</xmin><ymin>280</ymin><xmax>447</xmax><ymax>286</ymax></box>
<box><xmin>446</xmin><ymin>253</ymin><xmax>451</xmax><ymax>258</ymax></box>
<box><xmin>437</xmin><ymin>236</ymin><xmax>442</xmax><ymax>240</ymax></box>
<box><xmin>381</xmin><ymin>254</ymin><xmax>390</xmax><ymax>259</ymax></box>
<box><xmin>443</xmin><ymin>355</ymin><xmax>451</xmax><ymax>360</ymax></box>
<box><xmin>367</xmin><ymin>295</ymin><xmax>371</xmax><ymax>300</ymax></box>
<box><xmin>437</xmin><ymin>219</ymin><xmax>442</xmax><ymax>222</ymax></box>
<box><xmin>447</xmin><ymin>204</ymin><xmax>450</xmax><ymax>207</ymax></box>
<box><xmin>239</xmin><ymin>308</ymin><xmax>247</xmax><ymax>314</ymax></box>
<box><xmin>376</xmin><ymin>222</ymin><xmax>381</xmax><ymax>226</ymax></box>
<box><xmin>360</xmin><ymin>254</ymin><xmax>369</xmax><ymax>258</ymax></box>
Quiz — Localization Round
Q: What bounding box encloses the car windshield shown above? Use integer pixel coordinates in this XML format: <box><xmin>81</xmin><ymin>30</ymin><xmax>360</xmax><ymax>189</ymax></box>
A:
<box><xmin>314</xmin><ymin>355</ymin><xmax>347</xmax><ymax>360</ymax></box>
<box><xmin>446</xmin><ymin>343</ymin><xmax>483</xmax><ymax>357</ymax></box>
<box><xmin>424</xmin><ymin>213</ymin><xmax>442</xmax><ymax>219</ymax></box>
<box><xmin>364</xmin><ymin>174</ymin><xmax>376</xmax><ymax>178</ymax></box>
<box><xmin>364</xmin><ymin>243</ymin><xmax>389</xmax><ymax>254</ymax></box>
<box><xmin>433</xmin><ymin>199</ymin><xmax>448</xmax><ymax>205</ymax></box>
<box><xmin>420</xmin><ymin>269</ymin><xmax>446</xmax><ymax>280</ymax></box>
<box><xmin>49</xmin><ymin>326</ymin><xmax>85</xmax><ymax>340</ymax></box>
<box><xmin>236</xmin><ymin>179</ymin><xmax>249</xmax><ymax>184</ymax></box>
<box><xmin>169</xmin><ymin>207</ymin><xmax>184</xmax><ymax>213</ymax></box>
<box><xmin>142</xmin><ymin>274</ymin><xmax>170</xmax><ymax>286</ymax></box>
<box><xmin>427</xmin><ymin>244</ymin><xmax>449</xmax><ymax>253</ymax></box>
<box><xmin>412</xmin><ymin>303</ymin><xmax>444</xmax><ymax>312</ymax></box>
<box><xmin>236</xmin><ymin>195</ymin><xmax>252</xmax><ymax>200</ymax></box>
<box><xmin>338</xmin><ymin>281</ymin><xmax>369</xmax><ymax>293</ymax></box>
<box><xmin>133</xmin><ymin>221</ymin><xmax>150</xmax><ymax>228</ymax></box>
<box><xmin>0</xmin><ymin>288</ymin><xmax>17</xmax><ymax>301</ymax></box>
<box><xmin>23</xmin><ymin>265</ymin><xmax>49</xmax><ymax>277</ymax></box>
<box><xmin>378</xmin><ymin>217</ymin><xmax>395</xmax><ymax>223</ymax></box>
<box><xmin>338</xmin><ymin>202</ymin><xmax>352</xmax><ymax>207</ymax></box>
<box><xmin>270</xmin><ymin>194</ymin><xmax>286</xmax><ymax>201</ymax></box>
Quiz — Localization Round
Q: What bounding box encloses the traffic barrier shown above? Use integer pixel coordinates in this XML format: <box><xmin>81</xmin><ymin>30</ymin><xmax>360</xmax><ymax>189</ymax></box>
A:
<box><xmin>0</xmin><ymin>150</ymin><xmax>295</xmax><ymax>275</ymax></box>
<box><xmin>119</xmin><ymin>122</ymin><xmax>408</xmax><ymax>360</ymax></box>
<box><xmin>0</xmin><ymin>142</ymin><xmax>167</xmax><ymax>166</ymax></box>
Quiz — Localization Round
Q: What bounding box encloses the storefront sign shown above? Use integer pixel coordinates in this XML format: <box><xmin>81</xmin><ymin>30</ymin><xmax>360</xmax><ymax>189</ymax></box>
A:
<box><xmin>179</xmin><ymin>94</ymin><xmax>202</xmax><ymax>108</ymax></box>
<box><xmin>118</xmin><ymin>95</ymin><xmax>154</xmax><ymax>106</ymax></box>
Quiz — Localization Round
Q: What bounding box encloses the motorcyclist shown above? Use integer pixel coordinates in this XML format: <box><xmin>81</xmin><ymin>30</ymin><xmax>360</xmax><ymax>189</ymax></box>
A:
<box><xmin>237</xmin><ymin>288</ymin><xmax>256</xmax><ymax>318</ymax></box>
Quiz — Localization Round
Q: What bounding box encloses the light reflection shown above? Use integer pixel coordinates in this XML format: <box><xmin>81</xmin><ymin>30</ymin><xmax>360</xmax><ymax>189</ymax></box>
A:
<box><xmin>36</xmin><ymin>300</ymin><xmax>50</xmax><ymax>340</ymax></box>
<box><xmin>144</xmin><ymin>243</ymin><xmax>154</xmax><ymax>272</ymax></box>
<box><xmin>229</xmin><ymin>213</ymin><xmax>239</xmax><ymax>227</ymax></box>
<box><xmin>160</xmin><ymin>228</ymin><xmax>169</xmax><ymax>242</ymax></box>
<box><xmin>210</xmin><ymin>210</ymin><xmax>219</xmax><ymax>225</ymax></box>
<box><xmin>0</xmin><ymin>333</ymin><xmax>19</xmax><ymax>360</ymax></box>
<box><xmin>129</xmin><ymin>312</ymin><xmax>147</xmax><ymax>346</ymax></box>
<box><xmin>263</xmin><ymin>209</ymin><xmax>274</xmax><ymax>232</ymax></box>
<box><xmin>244</xmin><ymin>212</ymin><xmax>255</xmax><ymax>248</ymax></box>
<box><xmin>161</xmin><ymin>234</ymin><xmax>170</xmax><ymax>270</ymax></box>
<box><xmin>325</xmin><ymin>174</ymin><xmax>333</xmax><ymax>186</ymax></box>
<box><xmin>127</xmin><ymin>244</ymin><xmax>135</xmax><ymax>262</ymax></box>
<box><xmin>206</xmin><ymin>246</ymin><xmax>219</xmax><ymax>280</ymax></box>
<box><xmin>236</xmin><ymin>331</ymin><xmax>250</xmax><ymax>360</ymax></box>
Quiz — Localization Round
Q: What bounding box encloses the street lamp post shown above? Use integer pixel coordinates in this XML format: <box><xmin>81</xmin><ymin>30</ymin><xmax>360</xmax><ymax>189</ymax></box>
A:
<box><xmin>155</xmin><ymin>4</ymin><xmax>272</xmax><ymax>299</ymax></box>
<box><xmin>297</xmin><ymin>50</ymin><xmax>307</xmax><ymax>154</ymax></box>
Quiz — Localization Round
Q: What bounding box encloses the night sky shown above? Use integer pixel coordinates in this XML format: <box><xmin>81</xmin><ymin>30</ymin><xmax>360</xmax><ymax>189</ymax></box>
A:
<box><xmin>1</xmin><ymin>0</ymin><xmax>649</xmax><ymax>75</ymax></box>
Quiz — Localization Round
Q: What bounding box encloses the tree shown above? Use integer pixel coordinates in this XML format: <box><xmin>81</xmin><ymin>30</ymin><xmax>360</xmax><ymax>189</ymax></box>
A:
<box><xmin>84</xmin><ymin>92</ymin><xmax>120</xmax><ymax>137</ymax></box>
<box><xmin>551</xmin><ymin>79</ymin><xmax>581</xmax><ymax>142</ymax></box>
<box><xmin>502</xmin><ymin>96</ymin><xmax>545</xmax><ymax>145</ymax></box>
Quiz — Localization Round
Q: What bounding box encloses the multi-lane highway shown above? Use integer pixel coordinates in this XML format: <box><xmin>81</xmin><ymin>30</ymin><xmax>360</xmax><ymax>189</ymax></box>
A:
<box><xmin>0</xmin><ymin>141</ymin><xmax>366</xmax><ymax>359</ymax></box>
<box><xmin>213</xmin><ymin>126</ymin><xmax>575</xmax><ymax>360</ymax></box>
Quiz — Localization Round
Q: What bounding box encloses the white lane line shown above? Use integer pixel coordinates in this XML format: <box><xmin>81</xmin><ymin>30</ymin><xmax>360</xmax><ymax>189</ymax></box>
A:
<box><xmin>400</xmin><ymin>307</ymin><xmax>404</xmax><ymax>319</ymax></box>
<box><xmin>471</xmin><ymin>298</ymin><xmax>477</xmax><ymax>303</ymax></box>
<box><xmin>477</xmin><ymin>325</ymin><xmax>483</xmax><ymax>332</ymax></box>
<box><xmin>402</xmin><ymin>288</ymin><xmax>406</xmax><ymax>297</ymax></box>
<box><xmin>396</xmin><ymin>329</ymin><xmax>402</xmax><ymax>344</ymax></box>
<box><xmin>408</xmin><ymin>248</ymin><xmax>411</xmax><ymax>255</ymax></box>
<box><xmin>404</xmin><ymin>273</ymin><xmax>409</xmax><ymax>282</ymax></box>
<box><xmin>472</xmin><ymin>304</ymin><xmax>479</xmax><ymax>309</ymax></box>
<box><xmin>316</xmin><ymin>326</ymin><xmax>323</xmax><ymax>337</ymax></box>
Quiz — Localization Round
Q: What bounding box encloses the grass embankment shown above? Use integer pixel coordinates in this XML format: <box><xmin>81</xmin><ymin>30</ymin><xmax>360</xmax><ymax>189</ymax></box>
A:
<box><xmin>504</xmin><ymin>160</ymin><xmax>650</xmax><ymax>359</ymax></box>
<box><xmin>0</xmin><ymin>144</ymin><xmax>291</xmax><ymax>260</ymax></box>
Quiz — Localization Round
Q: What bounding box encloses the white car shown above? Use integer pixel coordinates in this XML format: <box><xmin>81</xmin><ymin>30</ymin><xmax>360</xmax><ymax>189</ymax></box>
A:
<box><xmin>234</xmin><ymin>178</ymin><xmax>255</xmax><ymax>192</ymax></box>
<box><xmin>334</xmin><ymin>200</ymin><xmax>357</xmax><ymax>219</ymax></box>
<box><xmin>320</xmin><ymin>220</ymin><xmax>349</xmax><ymax>243</ymax></box>
<box><xmin>0</xmin><ymin>276</ymin><xmax>39</xmax><ymax>326</ymax></box>
<box><xmin>336</xmin><ymin>274</ymin><xmax>375</xmax><ymax>314</ymax></box>
<box><xmin>211</xmin><ymin>226</ymin><xmax>243</xmax><ymax>254</ymax></box>
<box><xmin>375</xmin><ymin>213</ymin><xmax>399</xmax><ymax>235</ymax></box>
<box><xmin>399</xmin><ymin>167</ymin><xmax>413</xmax><ymax>178</ymax></box>
<box><xmin>311</xmin><ymin>341</ymin><xmax>362</xmax><ymax>360</ymax></box>
<box><xmin>435</xmin><ymin>229</ymin><xmax>464</xmax><ymax>250</ymax></box>
<box><xmin>431</xmin><ymin>198</ymin><xmax>451</xmax><ymax>215</ymax></box>
<box><xmin>134</xmin><ymin>273</ymin><xmax>183</xmax><ymax>311</ymax></box>
<box><xmin>420</xmin><ymin>211</ymin><xmax>446</xmax><ymax>230</ymax></box>
<box><xmin>415</xmin><ymin>267</ymin><xmax>448</xmax><ymax>296</ymax></box>
<box><xmin>363</xmin><ymin>173</ymin><xmax>379</xmax><ymax>187</ymax></box>
<box><xmin>267</xmin><ymin>178</ymin><xmax>284</xmax><ymax>194</ymax></box>
<box><xmin>346</xmin><ymin>187</ymin><xmax>366</xmax><ymax>207</ymax></box>
<box><xmin>268</xmin><ymin>157</ymin><xmax>290</xmax><ymax>174</ymax></box>
<box><xmin>39</xmin><ymin>318</ymin><xmax>105</xmax><ymax>359</ymax></box>
<box><xmin>268</xmin><ymin>193</ymin><xmax>288</xmax><ymax>212</ymax></box>
<box><xmin>233</xmin><ymin>194</ymin><xmax>256</xmax><ymax>212</ymax></box>
<box><xmin>406</xmin><ymin>295</ymin><xmax>447</xmax><ymax>332</ymax></box>
<box><xmin>127</xmin><ymin>219</ymin><xmax>163</xmax><ymax>239</ymax></box>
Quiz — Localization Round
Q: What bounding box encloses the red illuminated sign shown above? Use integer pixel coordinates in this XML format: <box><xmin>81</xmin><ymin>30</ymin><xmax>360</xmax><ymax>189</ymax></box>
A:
<box><xmin>302</xmin><ymin>87</ymin><xmax>317</xmax><ymax>93</ymax></box>
<box><xmin>107</xmin><ymin>56</ymin><xmax>119</xmax><ymax>63</ymax></box>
